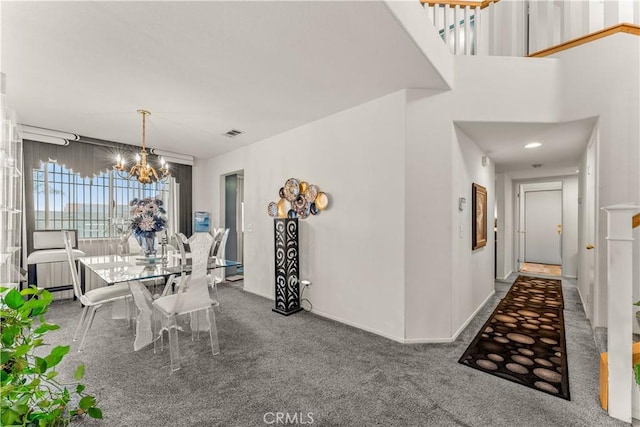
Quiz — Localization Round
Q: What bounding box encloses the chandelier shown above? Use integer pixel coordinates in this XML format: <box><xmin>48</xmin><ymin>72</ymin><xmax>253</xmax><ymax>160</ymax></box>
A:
<box><xmin>114</xmin><ymin>109</ymin><xmax>170</xmax><ymax>184</ymax></box>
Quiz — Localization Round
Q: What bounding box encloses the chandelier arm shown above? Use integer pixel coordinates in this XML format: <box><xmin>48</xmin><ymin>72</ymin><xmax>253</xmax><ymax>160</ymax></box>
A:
<box><xmin>114</xmin><ymin>169</ymin><xmax>129</xmax><ymax>180</ymax></box>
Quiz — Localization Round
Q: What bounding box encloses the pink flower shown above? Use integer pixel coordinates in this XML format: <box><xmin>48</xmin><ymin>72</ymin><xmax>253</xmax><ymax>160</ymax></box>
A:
<box><xmin>139</xmin><ymin>216</ymin><xmax>155</xmax><ymax>232</ymax></box>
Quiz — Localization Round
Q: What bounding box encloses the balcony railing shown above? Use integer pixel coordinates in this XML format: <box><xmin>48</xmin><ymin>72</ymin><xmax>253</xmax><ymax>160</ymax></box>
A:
<box><xmin>421</xmin><ymin>0</ymin><xmax>640</xmax><ymax>57</ymax></box>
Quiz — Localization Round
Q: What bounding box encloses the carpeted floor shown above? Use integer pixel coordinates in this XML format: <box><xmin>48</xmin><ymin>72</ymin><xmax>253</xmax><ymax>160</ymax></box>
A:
<box><xmin>40</xmin><ymin>277</ymin><xmax>628</xmax><ymax>427</ymax></box>
<box><xmin>459</xmin><ymin>276</ymin><xmax>570</xmax><ymax>400</ymax></box>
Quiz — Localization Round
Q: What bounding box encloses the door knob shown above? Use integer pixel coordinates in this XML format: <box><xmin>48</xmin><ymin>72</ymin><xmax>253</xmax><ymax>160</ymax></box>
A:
<box><xmin>586</xmin><ymin>244</ymin><xmax>594</xmax><ymax>250</ymax></box>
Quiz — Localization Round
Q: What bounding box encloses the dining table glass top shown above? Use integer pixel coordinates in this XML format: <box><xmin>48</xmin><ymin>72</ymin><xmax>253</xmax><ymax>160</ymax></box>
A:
<box><xmin>78</xmin><ymin>251</ymin><xmax>242</xmax><ymax>285</ymax></box>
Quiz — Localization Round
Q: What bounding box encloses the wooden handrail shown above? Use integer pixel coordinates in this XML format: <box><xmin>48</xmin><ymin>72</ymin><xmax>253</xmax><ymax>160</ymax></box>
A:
<box><xmin>420</xmin><ymin>0</ymin><xmax>497</xmax><ymax>9</ymax></box>
<box><xmin>633</xmin><ymin>213</ymin><xmax>640</xmax><ymax>229</ymax></box>
<box><xmin>529</xmin><ymin>23</ymin><xmax>640</xmax><ymax>58</ymax></box>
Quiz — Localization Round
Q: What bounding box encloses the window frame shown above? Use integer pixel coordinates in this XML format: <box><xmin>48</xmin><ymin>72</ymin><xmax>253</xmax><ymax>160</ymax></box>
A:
<box><xmin>33</xmin><ymin>161</ymin><xmax>171</xmax><ymax>240</ymax></box>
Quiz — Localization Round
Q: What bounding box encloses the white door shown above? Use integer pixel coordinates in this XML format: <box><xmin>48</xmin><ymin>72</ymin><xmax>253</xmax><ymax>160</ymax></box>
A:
<box><xmin>524</xmin><ymin>190</ymin><xmax>562</xmax><ymax>265</ymax></box>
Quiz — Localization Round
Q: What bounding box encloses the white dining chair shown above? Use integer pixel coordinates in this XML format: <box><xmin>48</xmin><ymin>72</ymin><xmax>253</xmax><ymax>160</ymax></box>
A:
<box><xmin>128</xmin><ymin>280</ymin><xmax>158</xmax><ymax>351</ymax></box>
<box><xmin>152</xmin><ymin>232</ymin><xmax>220</xmax><ymax>371</ymax></box>
<box><xmin>208</xmin><ymin>228</ymin><xmax>229</xmax><ymax>302</ymax></box>
<box><xmin>62</xmin><ymin>230</ymin><xmax>132</xmax><ymax>352</ymax></box>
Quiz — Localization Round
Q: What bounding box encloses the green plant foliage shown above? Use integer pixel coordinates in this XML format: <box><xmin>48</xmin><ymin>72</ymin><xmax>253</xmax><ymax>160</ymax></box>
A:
<box><xmin>1</xmin><ymin>287</ymin><xmax>102</xmax><ymax>426</ymax></box>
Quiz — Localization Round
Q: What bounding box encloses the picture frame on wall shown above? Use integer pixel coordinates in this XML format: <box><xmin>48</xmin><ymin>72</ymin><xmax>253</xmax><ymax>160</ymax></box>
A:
<box><xmin>472</xmin><ymin>183</ymin><xmax>487</xmax><ymax>250</ymax></box>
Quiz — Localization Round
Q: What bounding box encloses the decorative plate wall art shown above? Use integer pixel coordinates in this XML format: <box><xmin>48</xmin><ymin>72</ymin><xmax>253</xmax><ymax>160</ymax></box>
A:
<box><xmin>284</xmin><ymin>178</ymin><xmax>300</xmax><ymax>201</ymax></box>
<box><xmin>268</xmin><ymin>178</ymin><xmax>329</xmax><ymax>219</ymax></box>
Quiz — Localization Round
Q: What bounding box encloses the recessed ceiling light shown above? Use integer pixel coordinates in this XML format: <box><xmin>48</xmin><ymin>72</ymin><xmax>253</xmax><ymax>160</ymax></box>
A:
<box><xmin>576</xmin><ymin>169</ymin><xmax>580</xmax><ymax>173</ymax></box>
<box><xmin>524</xmin><ymin>142</ymin><xmax>542</xmax><ymax>149</ymax></box>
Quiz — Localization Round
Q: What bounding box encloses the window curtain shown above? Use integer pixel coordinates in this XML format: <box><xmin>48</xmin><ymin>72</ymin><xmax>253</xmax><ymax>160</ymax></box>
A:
<box><xmin>23</xmin><ymin>136</ymin><xmax>192</xmax><ymax>254</ymax></box>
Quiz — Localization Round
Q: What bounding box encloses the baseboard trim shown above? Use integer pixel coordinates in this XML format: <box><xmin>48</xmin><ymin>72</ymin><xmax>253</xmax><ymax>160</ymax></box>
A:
<box><xmin>243</xmin><ymin>287</ymin><xmax>274</xmax><ymax>301</ymax></box>
<box><xmin>496</xmin><ymin>271</ymin><xmax>513</xmax><ymax>282</ymax></box>
<box><xmin>242</xmin><ymin>289</ymin><xmax>410</xmax><ymax>343</ymax></box>
<box><xmin>575</xmin><ymin>286</ymin><xmax>589</xmax><ymax>318</ymax></box>
<box><xmin>401</xmin><ymin>291</ymin><xmax>496</xmax><ymax>344</ymax></box>
<box><xmin>309</xmin><ymin>308</ymin><xmax>406</xmax><ymax>343</ymax></box>
<box><xmin>243</xmin><ymin>287</ymin><xmax>497</xmax><ymax>345</ymax></box>
<box><xmin>402</xmin><ymin>336</ymin><xmax>455</xmax><ymax>344</ymax></box>
<box><xmin>451</xmin><ymin>290</ymin><xmax>496</xmax><ymax>341</ymax></box>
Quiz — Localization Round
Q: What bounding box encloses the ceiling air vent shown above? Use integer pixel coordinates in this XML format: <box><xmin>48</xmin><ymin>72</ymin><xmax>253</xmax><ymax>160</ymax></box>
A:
<box><xmin>532</xmin><ymin>163</ymin><xmax>543</xmax><ymax>168</ymax></box>
<box><xmin>223</xmin><ymin>129</ymin><xmax>244</xmax><ymax>138</ymax></box>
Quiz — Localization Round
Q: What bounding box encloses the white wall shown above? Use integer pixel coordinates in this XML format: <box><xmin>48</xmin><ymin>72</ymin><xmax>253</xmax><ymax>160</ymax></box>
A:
<box><xmin>562</xmin><ymin>175</ymin><xmax>579</xmax><ymax>278</ymax></box>
<box><xmin>193</xmin><ymin>30</ymin><xmax>638</xmax><ymax>341</ymax></box>
<box><xmin>496</xmin><ymin>172</ymin><xmax>514</xmax><ymax>280</ymax></box>
<box><xmin>451</xmin><ymin>127</ymin><xmax>495</xmax><ymax>336</ymax></box>
<box><xmin>198</xmin><ymin>69</ymin><xmax>539</xmax><ymax>343</ymax></box>
<box><xmin>404</xmin><ymin>89</ymin><xmax>457</xmax><ymax>341</ymax></box>
<box><xmin>195</xmin><ymin>91</ymin><xmax>408</xmax><ymax>341</ymax></box>
<box><xmin>556</xmin><ymin>33</ymin><xmax>640</xmax><ymax>327</ymax></box>
<box><xmin>400</xmin><ymin>56</ymin><xmax>558</xmax><ymax>341</ymax></box>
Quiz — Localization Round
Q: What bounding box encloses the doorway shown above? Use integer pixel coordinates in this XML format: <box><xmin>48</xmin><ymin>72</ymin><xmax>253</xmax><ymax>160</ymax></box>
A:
<box><xmin>224</xmin><ymin>172</ymin><xmax>244</xmax><ymax>279</ymax></box>
<box><xmin>520</xmin><ymin>262</ymin><xmax>562</xmax><ymax>277</ymax></box>
<box><xmin>517</xmin><ymin>182</ymin><xmax>563</xmax><ymax>276</ymax></box>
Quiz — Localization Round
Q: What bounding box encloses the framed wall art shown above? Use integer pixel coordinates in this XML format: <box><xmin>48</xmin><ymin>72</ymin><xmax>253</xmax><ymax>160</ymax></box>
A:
<box><xmin>472</xmin><ymin>183</ymin><xmax>487</xmax><ymax>250</ymax></box>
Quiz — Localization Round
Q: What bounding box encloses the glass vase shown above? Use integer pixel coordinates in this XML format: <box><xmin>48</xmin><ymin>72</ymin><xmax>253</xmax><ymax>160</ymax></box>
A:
<box><xmin>137</xmin><ymin>232</ymin><xmax>156</xmax><ymax>256</ymax></box>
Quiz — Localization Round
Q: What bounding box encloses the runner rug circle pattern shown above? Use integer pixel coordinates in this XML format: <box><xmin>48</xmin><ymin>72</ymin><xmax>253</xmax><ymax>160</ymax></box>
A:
<box><xmin>458</xmin><ymin>276</ymin><xmax>570</xmax><ymax>400</ymax></box>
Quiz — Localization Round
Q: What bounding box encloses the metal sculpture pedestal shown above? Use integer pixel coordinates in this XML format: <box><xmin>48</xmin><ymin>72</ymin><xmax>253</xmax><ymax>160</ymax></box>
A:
<box><xmin>273</xmin><ymin>218</ymin><xmax>303</xmax><ymax>316</ymax></box>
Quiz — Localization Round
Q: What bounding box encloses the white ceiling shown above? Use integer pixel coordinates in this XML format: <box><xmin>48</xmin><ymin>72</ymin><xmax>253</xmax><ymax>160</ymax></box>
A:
<box><xmin>2</xmin><ymin>1</ymin><xmax>449</xmax><ymax>159</ymax></box>
<box><xmin>455</xmin><ymin>118</ymin><xmax>597</xmax><ymax>178</ymax></box>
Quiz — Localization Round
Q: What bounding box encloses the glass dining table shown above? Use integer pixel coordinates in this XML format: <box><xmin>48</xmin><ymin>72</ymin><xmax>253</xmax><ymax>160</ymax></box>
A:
<box><xmin>78</xmin><ymin>251</ymin><xmax>242</xmax><ymax>291</ymax></box>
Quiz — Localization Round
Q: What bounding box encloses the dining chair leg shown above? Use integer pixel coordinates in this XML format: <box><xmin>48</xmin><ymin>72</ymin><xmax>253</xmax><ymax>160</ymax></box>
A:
<box><xmin>78</xmin><ymin>305</ymin><xmax>99</xmax><ymax>352</ymax></box>
<box><xmin>191</xmin><ymin>312</ymin><xmax>201</xmax><ymax>341</ymax></box>
<box><xmin>168</xmin><ymin>315</ymin><xmax>181</xmax><ymax>372</ymax></box>
<box><xmin>125</xmin><ymin>296</ymin><xmax>132</xmax><ymax>328</ymax></box>
<box><xmin>73</xmin><ymin>306</ymin><xmax>89</xmax><ymax>342</ymax></box>
<box><xmin>212</xmin><ymin>282</ymin><xmax>221</xmax><ymax>312</ymax></box>
<box><xmin>206</xmin><ymin>306</ymin><xmax>220</xmax><ymax>356</ymax></box>
<box><xmin>153</xmin><ymin>309</ymin><xmax>164</xmax><ymax>353</ymax></box>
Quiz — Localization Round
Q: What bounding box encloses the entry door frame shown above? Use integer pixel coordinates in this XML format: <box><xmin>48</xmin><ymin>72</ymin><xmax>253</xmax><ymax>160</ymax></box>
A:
<box><xmin>515</xmin><ymin>180</ymin><xmax>563</xmax><ymax>272</ymax></box>
<box><xmin>582</xmin><ymin>135</ymin><xmax>600</xmax><ymax>325</ymax></box>
<box><xmin>219</xmin><ymin>169</ymin><xmax>245</xmax><ymax>276</ymax></box>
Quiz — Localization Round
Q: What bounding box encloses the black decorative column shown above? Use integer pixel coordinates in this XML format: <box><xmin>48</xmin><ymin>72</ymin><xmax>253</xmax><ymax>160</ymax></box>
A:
<box><xmin>273</xmin><ymin>218</ymin><xmax>303</xmax><ymax>316</ymax></box>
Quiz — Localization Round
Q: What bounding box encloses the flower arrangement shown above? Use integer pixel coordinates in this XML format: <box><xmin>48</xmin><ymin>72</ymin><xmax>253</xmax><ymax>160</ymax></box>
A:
<box><xmin>129</xmin><ymin>197</ymin><xmax>167</xmax><ymax>236</ymax></box>
<box><xmin>128</xmin><ymin>198</ymin><xmax>167</xmax><ymax>256</ymax></box>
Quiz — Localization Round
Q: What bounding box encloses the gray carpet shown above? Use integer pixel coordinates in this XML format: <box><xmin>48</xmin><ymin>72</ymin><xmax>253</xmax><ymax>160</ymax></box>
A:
<box><xmin>39</xmin><ymin>276</ymin><xmax>628</xmax><ymax>427</ymax></box>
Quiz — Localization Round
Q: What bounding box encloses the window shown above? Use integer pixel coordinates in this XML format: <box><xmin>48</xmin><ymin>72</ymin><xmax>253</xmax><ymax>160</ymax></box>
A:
<box><xmin>33</xmin><ymin>161</ymin><xmax>171</xmax><ymax>239</ymax></box>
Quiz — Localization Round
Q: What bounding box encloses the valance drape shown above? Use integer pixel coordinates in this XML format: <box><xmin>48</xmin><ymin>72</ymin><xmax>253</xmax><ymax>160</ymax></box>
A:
<box><xmin>23</xmin><ymin>136</ymin><xmax>192</xmax><ymax>253</ymax></box>
<box><xmin>23</xmin><ymin>136</ymin><xmax>190</xmax><ymax>184</ymax></box>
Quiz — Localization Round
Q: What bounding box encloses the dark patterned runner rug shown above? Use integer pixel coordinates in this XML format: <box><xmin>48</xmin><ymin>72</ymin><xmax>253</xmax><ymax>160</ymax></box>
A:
<box><xmin>459</xmin><ymin>276</ymin><xmax>570</xmax><ymax>400</ymax></box>
<box><xmin>501</xmin><ymin>276</ymin><xmax>564</xmax><ymax>309</ymax></box>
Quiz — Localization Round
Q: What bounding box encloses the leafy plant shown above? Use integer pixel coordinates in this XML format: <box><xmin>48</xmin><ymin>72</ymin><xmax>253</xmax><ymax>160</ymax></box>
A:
<box><xmin>1</xmin><ymin>286</ymin><xmax>102</xmax><ymax>426</ymax></box>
